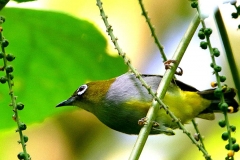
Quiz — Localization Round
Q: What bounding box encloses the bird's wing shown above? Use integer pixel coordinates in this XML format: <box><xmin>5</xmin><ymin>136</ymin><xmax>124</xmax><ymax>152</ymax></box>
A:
<box><xmin>140</xmin><ymin>74</ymin><xmax>199</xmax><ymax>92</ymax></box>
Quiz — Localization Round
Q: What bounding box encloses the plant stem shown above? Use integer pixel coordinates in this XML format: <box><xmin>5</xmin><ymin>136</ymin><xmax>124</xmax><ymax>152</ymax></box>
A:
<box><xmin>129</xmin><ymin>13</ymin><xmax>212</xmax><ymax>160</ymax></box>
<box><xmin>138</xmin><ymin>0</ymin><xmax>167</xmax><ymax>62</ymax></box>
<box><xmin>214</xmin><ymin>9</ymin><xmax>240</xmax><ymax>101</ymax></box>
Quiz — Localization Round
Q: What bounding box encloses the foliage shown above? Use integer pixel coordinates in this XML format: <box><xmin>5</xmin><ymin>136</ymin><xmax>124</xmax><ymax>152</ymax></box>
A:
<box><xmin>0</xmin><ymin>8</ymin><xmax>127</xmax><ymax>129</ymax></box>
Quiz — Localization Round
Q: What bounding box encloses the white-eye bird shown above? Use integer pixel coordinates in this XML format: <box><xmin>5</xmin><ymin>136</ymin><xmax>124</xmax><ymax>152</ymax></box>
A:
<box><xmin>56</xmin><ymin>73</ymin><xmax>239</xmax><ymax>135</ymax></box>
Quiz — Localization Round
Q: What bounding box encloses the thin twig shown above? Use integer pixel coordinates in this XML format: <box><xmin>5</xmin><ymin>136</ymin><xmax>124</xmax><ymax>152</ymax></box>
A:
<box><xmin>196</xmin><ymin>4</ymin><xmax>235</xmax><ymax>160</ymax></box>
<box><xmin>0</xmin><ymin>23</ymin><xmax>29</xmax><ymax>159</ymax></box>
<box><xmin>138</xmin><ymin>0</ymin><xmax>167</xmax><ymax>62</ymax></box>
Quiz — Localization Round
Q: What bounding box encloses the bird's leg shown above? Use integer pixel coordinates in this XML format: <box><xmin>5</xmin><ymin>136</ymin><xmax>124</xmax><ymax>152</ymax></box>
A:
<box><xmin>164</xmin><ymin>60</ymin><xmax>183</xmax><ymax>76</ymax></box>
<box><xmin>138</xmin><ymin>117</ymin><xmax>148</xmax><ymax>126</ymax></box>
<box><xmin>152</xmin><ymin>125</ymin><xmax>175</xmax><ymax>135</ymax></box>
<box><xmin>164</xmin><ymin>59</ymin><xmax>177</xmax><ymax>69</ymax></box>
<box><xmin>138</xmin><ymin>117</ymin><xmax>175</xmax><ymax>135</ymax></box>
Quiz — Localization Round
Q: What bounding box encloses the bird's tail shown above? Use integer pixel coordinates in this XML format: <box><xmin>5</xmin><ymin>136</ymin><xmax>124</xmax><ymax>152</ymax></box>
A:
<box><xmin>198</xmin><ymin>87</ymin><xmax>239</xmax><ymax>114</ymax></box>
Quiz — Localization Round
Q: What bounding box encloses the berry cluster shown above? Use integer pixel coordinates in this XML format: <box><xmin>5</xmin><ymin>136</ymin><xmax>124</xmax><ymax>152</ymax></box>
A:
<box><xmin>0</xmin><ymin>16</ymin><xmax>30</xmax><ymax>160</ymax></box>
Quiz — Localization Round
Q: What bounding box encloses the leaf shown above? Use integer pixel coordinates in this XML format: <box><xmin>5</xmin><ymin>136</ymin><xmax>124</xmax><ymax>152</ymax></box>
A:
<box><xmin>0</xmin><ymin>8</ymin><xmax>127</xmax><ymax>129</ymax></box>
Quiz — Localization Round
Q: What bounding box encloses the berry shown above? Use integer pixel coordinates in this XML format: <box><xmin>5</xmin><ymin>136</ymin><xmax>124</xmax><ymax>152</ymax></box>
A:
<box><xmin>200</xmin><ymin>41</ymin><xmax>208</xmax><ymax>49</ymax></box>
<box><xmin>6</xmin><ymin>53</ymin><xmax>15</xmax><ymax>61</ymax></box>
<box><xmin>220</xmin><ymin>102</ymin><xmax>228</xmax><ymax>112</ymax></box>
<box><xmin>218</xmin><ymin>120</ymin><xmax>226</xmax><ymax>127</ymax></box>
<box><xmin>220</xmin><ymin>76</ymin><xmax>226</xmax><ymax>82</ymax></box>
<box><xmin>231</xmin><ymin>12</ymin><xmax>238</xmax><ymax>19</ymax></box>
<box><xmin>233</xmin><ymin>144</ymin><xmax>239</xmax><ymax>152</ymax></box>
<box><xmin>16</xmin><ymin>102</ymin><xmax>24</xmax><ymax>110</ymax></box>
<box><xmin>198</xmin><ymin>31</ymin><xmax>205</xmax><ymax>39</ymax></box>
<box><xmin>214</xmin><ymin>65</ymin><xmax>221</xmax><ymax>72</ymax></box>
<box><xmin>204</xmin><ymin>28</ymin><xmax>212</xmax><ymax>36</ymax></box>
<box><xmin>19</xmin><ymin>123</ymin><xmax>27</xmax><ymax>131</ymax></box>
<box><xmin>23</xmin><ymin>135</ymin><xmax>28</xmax><ymax>143</ymax></box>
<box><xmin>191</xmin><ymin>2</ymin><xmax>198</xmax><ymax>8</ymax></box>
<box><xmin>230</xmin><ymin>125</ymin><xmax>236</xmax><ymax>132</ymax></box>
<box><xmin>214</xmin><ymin>88</ymin><xmax>222</xmax><ymax>98</ymax></box>
<box><xmin>2</xmin><ymin>39</ymin><xmax>9</xmax><ymax>47</ymax></box>
<box><xmin>17</xmin><ymin>152</ymin><xmax>25</xmax><ymax>159</ymax></box>
<box><xmin>5</xmin><ymin>65</ymin><xmax>13</xmax><ymax>73</ymax></box>
<box><xmin>222</xmin><ymin>132</ymin><xmax>229</xmax><ymax>141</ymax></box>
<box><xmin>0</xmin><ymin>76</ymin><xmax>7</xmax><ymax>83</ymax></box>
<box><xmin>213</xmin><ymin>48</ymin><xmax>220</xmax><ymax>57</ymax></box>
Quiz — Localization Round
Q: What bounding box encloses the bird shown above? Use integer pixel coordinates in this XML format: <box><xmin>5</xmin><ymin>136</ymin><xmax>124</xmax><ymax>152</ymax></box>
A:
<box><xmin>56</xmin><ymin>72</ymin><xmax>239</xmax><ymax>135</ymax></box>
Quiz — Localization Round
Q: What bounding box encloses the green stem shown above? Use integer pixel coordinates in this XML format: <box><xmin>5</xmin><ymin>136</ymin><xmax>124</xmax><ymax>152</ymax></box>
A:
<box><xmin>0</xmin><ymin>26</ymin><xmax>29</xmax><ymax>160</ymax></box>
<box><xmin>138</xmin><ymin>0</ymin><xmax>167</xmax><ymax>62</ymax></box>
<box><xmin>191</xmin><ymin>119</ymin><xmax>206</xmax><ymax>150</ymax></box>
<box><xmin>129</xmin><ymin>13</ymin><xmax>212</xmax><ymax>160</ymax></box>
<box><xmin>214</xmin><ymin>9</ymin><xmax>240</xmax><ymax>101</ymax></box>
<box><xmin>197</xmin><ymin>6</ymin><xmax>235</xmax><ymax>160</ymax></box>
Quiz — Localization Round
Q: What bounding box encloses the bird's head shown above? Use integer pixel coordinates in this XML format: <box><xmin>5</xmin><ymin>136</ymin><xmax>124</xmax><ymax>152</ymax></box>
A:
<box><xmin>56</xmin><ymin>78</ymin><xmax>116</xmax><ymax>113</ymax></box>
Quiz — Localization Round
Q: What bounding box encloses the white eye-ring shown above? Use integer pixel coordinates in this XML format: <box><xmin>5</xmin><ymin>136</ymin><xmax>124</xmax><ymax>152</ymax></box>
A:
<box><xmin>77</xmin><ymin>84</ymin><xmax>88</xmax><ymax>96</ymax></box>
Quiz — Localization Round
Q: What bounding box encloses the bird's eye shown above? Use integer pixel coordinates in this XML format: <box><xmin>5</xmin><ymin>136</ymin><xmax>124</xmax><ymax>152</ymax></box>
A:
<box><xmin>77</xmin><ymin>84</ymin><xmax>88</xmax><ymax>96</ymax></box>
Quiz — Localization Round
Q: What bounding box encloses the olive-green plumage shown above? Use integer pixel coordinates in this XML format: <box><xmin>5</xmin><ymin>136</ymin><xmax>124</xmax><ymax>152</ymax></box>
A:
<box><xmin>56</xmin><ymin>73</ymin><xmax>239</xmax><ymax>135</ymax></box>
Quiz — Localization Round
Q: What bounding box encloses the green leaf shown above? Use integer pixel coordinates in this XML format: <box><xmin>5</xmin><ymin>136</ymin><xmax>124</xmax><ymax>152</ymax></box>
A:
<box><xmin>0</xmin><ymin>8</ymin><xmax>127</xmax><ymax>129</ymax></box>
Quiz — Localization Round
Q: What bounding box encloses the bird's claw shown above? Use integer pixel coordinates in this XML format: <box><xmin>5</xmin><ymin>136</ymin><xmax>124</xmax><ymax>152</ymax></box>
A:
<box><xmin>138</xmin><ymin>117</ymin><xmax>159</xmax><ymax>127</ymax></box>
<box><xmin>164</xmin><ymin>60</ymin><xmax>183</xmax><ymax>76</ymax></box>
<box><xmin>138</xmin><ymin>117</ymin><xmax>174</xmax><ymax>135</ymax></box>
<box><xmin>138</xmin><ymin>117</ymin><xmax>147</xmax><ymax>126</ymax></box>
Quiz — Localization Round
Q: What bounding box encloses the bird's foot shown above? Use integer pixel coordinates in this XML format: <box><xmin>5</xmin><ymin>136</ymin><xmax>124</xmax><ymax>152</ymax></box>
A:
<box><xmin>164</xmin><ymin>59</ymin><xmax>183</xmax><ymax>76</ymax></box>
<box><xmin>138</xmin><ymin>117</ymin><xmax>175</xmax><ymax>135</ymax></box>
<box><xmin>138</xmin><ymin>117</ymin><xmax>147</xmax><ymax>126</ymax></box>
<box><xmin>152</xmin><ymin>126</ymin><xmax>175</xmax><ymax>135</ymax></box>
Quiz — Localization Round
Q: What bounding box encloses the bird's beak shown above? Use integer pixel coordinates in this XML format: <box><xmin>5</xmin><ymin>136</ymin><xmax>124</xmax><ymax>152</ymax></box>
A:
<box><xmin>56</xmin><ymin>96</ymin><xmax>76</xmax><ymax>107</ymax></box>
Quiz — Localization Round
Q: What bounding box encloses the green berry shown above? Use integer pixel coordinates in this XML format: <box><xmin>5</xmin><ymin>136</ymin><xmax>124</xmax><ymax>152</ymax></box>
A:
<box><xmin>0</xmin><ymin>52</ymin><xmax>4</xmax><ymax>58</ymax></box>
<box><xmin>0</xmin><ymin>76</ymin><xmax>7</xmax><ymax>83</ymax></box>
<box><xmin>233</xmin><ymin>144</ymin><xmax>239</xmax><ymax>152</ymax></box>
<box><xmin>191</xmin><ymin>2</ymin><xmax>198</xmax><ymax>8</ymax></box>
<box><xmin>6</xmin><ymin>53</ymin><xmax>15</xmax><ymax>61</ymax></box>
<box><xmin>9</xmin><ymin>73</ymin><xmax>14</xmax><ymax>80</ymax></box>
<box><xmin>225</xmin><ymin>144</ymin><xmax>230</xmax><ymax>150</ymax></box>
<box><xmin>232</xmin><ymin>12</ymin><xmax>238</xmax><ymax>19</ymax></box>
<box><xmin>198</xmin><ymin>31</ymin><xmax>205</xmax><ymax>39</ymax></box>
<box><xmin>210</xmin><ymin>63</ymin><xmax>214</xmax><ymax>68</ymax></box>
<box><xmin>17</xmin><ymin>152</ymin><xmax>25</xmax><ymax>159</ymax></box>
<box><xmin>214</xmin><ymin>88</ymin><xmax>222</xmax><ymax>98</ymax></box>
<box><xmin>214</xmin><ymin>65</ymin><xmax>221</xmax><ymax>72</ymax></box>
<box><xmin>231</xmin><ymin>137</ymin><xmax>236</xmax><ymax>144</ymax></box>
<box><xmin>218</xmin><ymin>120</ymin><xmax>226</xmax><ymax>127</ymax></box>
<box><xmin>204</xmin><ymin>28</ymin><xmax>212</xmax><ymax>36</ymax></box>
<box><xmin>199</xmin><ymin>28</ymin><xmax>204</xmax><ymax>32</ymax></box>
<box><xmin>2</xmin><ymin>39</ymin><xmax>9</xmax><ymax>47</ymax></box>
<box><xmin>213</xmin><ymin>48</ymin><xmax>220</xmax><ymax>57</ymax></box>
<box><xmin>230</xmin><ymin>125</ymin><xmax>236</xmax><ymax>132</ymax></box>
<box><xmin>19</xmin><ymin>123</ymin><xmax>27</xmax><ymax>131</ymax></box>
<box><xmin>220</xmin><ymin>102</ymin><xmax>228</xmax><ymax>112</ymax></box>
<box><xmin>220</xmin><ymin>76</ymin><xmax>226</xmax><ymax>82</ymax></box>
<box><xmin>0</xmin><ymin>16</ymin><xmax>5</xmax><ymax>23</ymax></box>
<box><xmin>222</xmin><ymin>132</ymin><xmax>229</xmax><ymax>141</ymax></box>
<box><xmin>200</xmin><ymin>41</ymin><xmax>208</xmax><ymax>49</ymax></box>
<box><xmin>6</xmin><ymin>65</ymin><xmax>13</xmax><ymax>73</ymax></box>
<box><xmin>16</xmin><ymin>102</ymin><xmax>24</xmax><ymax>110</ymax></box>
<box><xmin>23</xmin><ymin>135</ymin><xmax>28</xmax><ymax>143</ymax></box>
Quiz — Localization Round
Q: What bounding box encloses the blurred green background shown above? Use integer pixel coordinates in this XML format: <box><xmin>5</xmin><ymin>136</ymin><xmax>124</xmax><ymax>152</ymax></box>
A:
<box><xmin>0</xmin><ymin>0</ymin><xmax>239</xmax><ymax>160</ymax></box>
